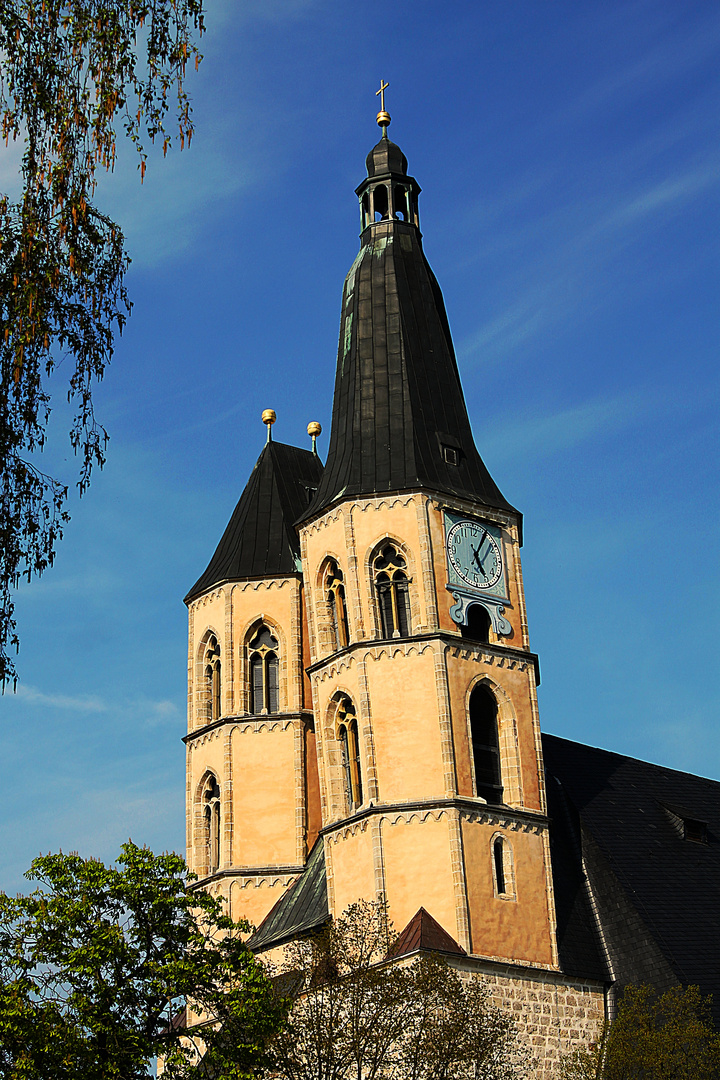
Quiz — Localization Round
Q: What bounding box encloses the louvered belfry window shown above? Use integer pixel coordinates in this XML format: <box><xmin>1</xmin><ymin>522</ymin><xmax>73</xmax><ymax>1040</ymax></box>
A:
<box><xmin>248</xmin><ymin>625</ymin><xmax>280</xmax><ymax>714</ymax></box>
<box><xmin>470</xmin><ymin>683</ymin><xmax>503</xmax><ymax>804</ymax></box>
<box><xmin>337</xmin><ymin>697</ymin><xmax>363</xmax><ymax>811</ymax></box>
<box><xmin>373</xmin><ymin>544</ymin><xmax>411</xmax><ymax>638</ymax></box>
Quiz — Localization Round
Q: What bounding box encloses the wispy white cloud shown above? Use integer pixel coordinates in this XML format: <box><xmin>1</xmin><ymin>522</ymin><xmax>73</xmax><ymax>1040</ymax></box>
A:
<box><xmin>13</xmin><ymin>684</ymin><xmax>109</xmax><ymax>712</ymax></box>
<box><xmin>8</xmin><ymin>683</ymin><xmax>179</xmax><ymax>726</ymax></box>
<box><xmin>458</xmin><ymin>153</ymin><xmax>720</xmax><ymax>363</ymax></box>
<box><xmin>479</xmin><ymin>389</ymin><xmax>652</xmax><ymax>466</ymax></box>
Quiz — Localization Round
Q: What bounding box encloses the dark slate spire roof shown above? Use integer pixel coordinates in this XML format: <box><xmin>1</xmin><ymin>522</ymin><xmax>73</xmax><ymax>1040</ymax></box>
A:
<box><xmin>185</xmin><ymin>440</ymin><xmax>323</xmax><ymax>602</ymax></box>
<box><xmin>300</xmin><ymin>135</ymin><xmax>516</xmax><ymax>524</ymax></box>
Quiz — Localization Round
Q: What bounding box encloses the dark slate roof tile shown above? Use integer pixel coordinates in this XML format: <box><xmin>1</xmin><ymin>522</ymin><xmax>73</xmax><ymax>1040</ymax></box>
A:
<box><xmin>185</xmin><ymin>441</ymin><xmax>323</xmax><ymax>602</ymax></box>
<box><xmin>543</xmin><ymin>733</ymin><xmax>720</xmax><ymax>1002</ymax></box>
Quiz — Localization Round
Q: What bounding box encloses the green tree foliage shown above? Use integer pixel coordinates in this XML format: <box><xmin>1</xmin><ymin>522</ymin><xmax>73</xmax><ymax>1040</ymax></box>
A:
<box><xmin>0</xmin><ymin>0</ymin><xmax>205</xmax><ymax>684</ymax></box>
<box><xmin>0</xmin><ymin>842</ymin><xmax>287</xmax><ymax>1078</ymax></box>
<box><xmin>560</xmin><ymin>984</ymin><xmax>720</xmax><ymax>1080</ymax></box>
<box><xmin>269</xmin><ymin>900</ymin><xmax>525</xmax><ymax>1080</ymax></box>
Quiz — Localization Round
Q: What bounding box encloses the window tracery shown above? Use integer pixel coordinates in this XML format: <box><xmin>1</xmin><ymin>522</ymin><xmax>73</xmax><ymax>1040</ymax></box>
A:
<box><xmin>202</xmin><ymin>773</ymin><xmax>221</xmax><ymax>875</ymax></box>
<box><xmin>337</xmin><ymin>696</ymin><xmax>363</xmax><ymax>812</ymax></box>
<box><xmin>248</xmin><ymin>624</ymin><xmax>279</xmax><ymax>714</ymax></box>
<box><xmin>325</xmin><ymin>560</ymin><xmax>350</xmax><ymax>651</ymax></box>
<box><xmin>469</xmin><ymin>683</ymin><xmax>503</xmax><ymax>804</ymax></box>
<box><xmin>203</xmin><ymin>634</ymin><xmax>221</xmax><ymax>722</ymax></box>
<box><xmin>373</xmin><ymin>543</ymin><xmax>411</xmax><ymax>638</ymax></box>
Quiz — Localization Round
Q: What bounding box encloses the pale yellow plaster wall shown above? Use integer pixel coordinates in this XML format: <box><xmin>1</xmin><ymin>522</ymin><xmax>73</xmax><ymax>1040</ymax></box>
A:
<box><xmin>364</xmin><ymin>647</ymin><xmax>446</xmax><ymax>802</ymax></box>
<box><xmin>327</xmin><ymin>824</ymin><xmax>377</xmax><ymax>915</ymax></box>
<box><xmin>231</xmin><ymin>725</ymin><xmax>298</xmax><ymax>867</ymax></box>
<box><xmin>228</xmin><ymin>877</ymin><xmax>294</xmax><ymax>930</ymax></box>
<box><xmin>462</xmin><ymin>818</ymin><xmax>554</xmax><ymax>967</ymax></box>
<box><xmin>379</xmin><ymin>814</ymin><xmax>457</xmax><ymax>936</ymax></box>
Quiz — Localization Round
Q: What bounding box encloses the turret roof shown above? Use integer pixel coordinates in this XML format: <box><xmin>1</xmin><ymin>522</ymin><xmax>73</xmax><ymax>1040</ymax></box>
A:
<box><xmin>185</xmin><ymin>440</ymin><xmax>323</xmax><ymax>602</ymax></box>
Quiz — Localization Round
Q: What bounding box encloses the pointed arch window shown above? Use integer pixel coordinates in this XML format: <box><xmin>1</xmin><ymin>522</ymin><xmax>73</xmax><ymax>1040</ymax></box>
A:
<box><xmin>203</xmin><ymin>635</ymin><xmax>222</xmax><ymax>722</ymax></box>
<box><xmin>374</xmin><ymin>544</ymin><xmax>411</xmax><ymax>638</ymax></box>
<box><xmin>325</xmin><ymin>561</ymin><xmax>350</xmax><ymax>651</ymax></box>
<box><xmin>337</xmin><ymin>697</ymin><xmax>363</xmax><ymax>812</ymax></box>
<box><xmin>248</xmin><ymin>625</ymin><xmax>279</xmax><ymax>714</ymax></box>
<box><xmin>202</xmin><ymin>774</ymin><xmax>221</xmax><ymax>874</ymax></box>
<box><xmin>469</xmin><ymin>684</ymin><xmax>503</xmax><ymax>804</ymax></box>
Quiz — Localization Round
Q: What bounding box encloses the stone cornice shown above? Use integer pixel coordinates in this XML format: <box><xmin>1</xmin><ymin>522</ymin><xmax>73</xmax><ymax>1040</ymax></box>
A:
<box><xmin>184</xmin><ymin>710</ymin><xmax>314</xmax><ymax>744</ymax></box>
<box><xmin>307</xmin><ymin>631</ymin><xmax>539</xmax><ymax>684</ymax></box>
<box><xmin>320</xmin><ymin>797</ymin><xmax>548</xmax><ymax>839</ymax></box>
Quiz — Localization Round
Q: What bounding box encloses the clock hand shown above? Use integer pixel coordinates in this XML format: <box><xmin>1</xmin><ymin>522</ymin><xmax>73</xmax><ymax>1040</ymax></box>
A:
<box><xmin>472</xmin><ymin>544</ymin><xmax>487</xmax><ymax>576</ymax></box>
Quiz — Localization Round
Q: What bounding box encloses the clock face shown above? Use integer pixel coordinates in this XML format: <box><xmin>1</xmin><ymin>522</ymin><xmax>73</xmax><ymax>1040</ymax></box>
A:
<box><xmin>446</xmin><ymin>519</ymin><xmax>503</xmax><ymax>590</ymax></box>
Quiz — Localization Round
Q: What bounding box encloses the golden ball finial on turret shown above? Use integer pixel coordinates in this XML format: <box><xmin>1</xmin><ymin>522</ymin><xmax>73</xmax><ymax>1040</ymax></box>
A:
<box><xmin>307</xmin><ymin>420</ymin><xmax>322</xmax><ymax>454</ymax></box>
<box><xmin>262</xmin><ymin>408</ymin><xmax>276</xmax><ymax>442</ymax></box>
<box><xmin>376</xmin><ymin>78</ymin><xmax>391</xmax><ymax>129</ymax></box>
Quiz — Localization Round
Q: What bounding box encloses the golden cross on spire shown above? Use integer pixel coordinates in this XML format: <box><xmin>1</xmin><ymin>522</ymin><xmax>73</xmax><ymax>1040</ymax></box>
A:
<box><xmin>376</xmin><ymin>79</ymin><xmax>391</xmax><ymax>129</ymax></box>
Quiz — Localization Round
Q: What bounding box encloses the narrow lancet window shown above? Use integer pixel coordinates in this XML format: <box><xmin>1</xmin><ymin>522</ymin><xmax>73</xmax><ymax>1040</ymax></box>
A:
<box><xmin>203</xmin><ymin>635</ymin><xmax>221</xmax><ymax>722</ymax></box>
<box><xmin>470</xmin><ymin>684</ymin><xmax>503</xmax><ymax>804</ymax></box>
<box><xmin>494</xmin><ymin>837</ymin><xmax>506</xmax><ymax>895</ymax></box>
<box><xmin>248</xmin><ymin>624</ymin><xmax>280</xmax><ymax>714</ymax></box>
<box><xmin>202</xmin><ymin>774</ymin><xmax>221</xmax><ymax>875</ymax></box>
<box><xmin>325</xmin><ymin>561</ymin><xmax>350</xmax><ymax>651</ymax></box>
<box><xmin>374</xmin><ymin>544</ymin><xmax>411</xmax><ymax>638</ymax></box>
<box><xmin>337</xmin><ymin>697</ymin><xmax>363</xmax><ymax>812</ymax></box>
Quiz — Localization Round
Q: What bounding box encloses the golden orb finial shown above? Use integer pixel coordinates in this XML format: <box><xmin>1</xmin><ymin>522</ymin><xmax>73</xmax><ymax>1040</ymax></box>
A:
<box><xmin>262</xmin><ymin>408</ymin><xmax>276</xmax><ymax>442</ymax></box>
<box><xmin>307</xmin><ymin>420</ymin><xmax>322</xmax><ymax>454</ymax></box>
<box><xmin>376</xmin><ymin>79</ymin><xmax>391</xmax><ymax>129</ymax></box>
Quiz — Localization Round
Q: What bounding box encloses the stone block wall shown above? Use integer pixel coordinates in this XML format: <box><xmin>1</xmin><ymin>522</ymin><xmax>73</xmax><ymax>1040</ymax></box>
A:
<box><xmin>454</xmin><ymin>958</ymin><xmax>606</xmax><ymax>1078</ymax></box>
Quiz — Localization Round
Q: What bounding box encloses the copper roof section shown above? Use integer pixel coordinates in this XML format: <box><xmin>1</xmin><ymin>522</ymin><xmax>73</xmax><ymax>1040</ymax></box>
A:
<box><xmin>185</xmin><ymin>440</ymin><xmax>323</xmax><ymax>602</ymax></box>
<box><xmin>388</xmin><ymin>907</ymin><xmax>467</xmax><ymax>959</ymax></box>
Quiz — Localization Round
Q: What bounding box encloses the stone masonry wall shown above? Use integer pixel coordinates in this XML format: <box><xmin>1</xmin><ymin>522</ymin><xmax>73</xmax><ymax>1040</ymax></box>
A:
<box><xmin>453</xmin><ymin>958</ymin><xmax>606</xmax><ymax>1078</ymax></box>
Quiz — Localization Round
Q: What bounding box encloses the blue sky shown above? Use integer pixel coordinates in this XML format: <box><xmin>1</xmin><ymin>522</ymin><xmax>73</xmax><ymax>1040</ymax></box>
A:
<box><xmin>1</xmin><ymin>0</ymin><xmax>718</xmax><ymax>893</ymax></box>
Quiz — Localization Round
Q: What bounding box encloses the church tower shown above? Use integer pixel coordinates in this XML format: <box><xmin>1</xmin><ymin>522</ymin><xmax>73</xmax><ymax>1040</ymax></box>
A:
<box><xmin>185</xmin><ymin>101</ymin><xmax>558</xmax><ymax>972</ymax></box>
<box><xmin>296</xmin><ymin>105</ymin><xmax>558</xmax><ymax>967</ymax></box>
<box><xmin>183</xmin><ymin>426</ymin><xmax>324</xmax><ymax>928</ymax></box>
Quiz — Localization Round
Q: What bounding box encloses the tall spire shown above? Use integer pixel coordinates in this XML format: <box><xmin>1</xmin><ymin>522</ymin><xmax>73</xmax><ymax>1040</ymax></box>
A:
<box><xmin>300</xmin><ymin>117</ymin><xmax>516</xmax><ymax>524</ymax></box>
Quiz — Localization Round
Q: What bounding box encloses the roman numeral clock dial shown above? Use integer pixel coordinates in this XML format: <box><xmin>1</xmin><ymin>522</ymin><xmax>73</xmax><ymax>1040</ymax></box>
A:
<box><xmin>443</xmin><ymin>513</ymin><xmax>512</xmax><ymax>636</ymax></box>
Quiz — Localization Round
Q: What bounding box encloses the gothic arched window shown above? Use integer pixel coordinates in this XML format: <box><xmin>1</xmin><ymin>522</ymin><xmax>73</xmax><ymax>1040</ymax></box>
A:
<box><xmin>469</xmin><ymin>683</ymin><xmax>503</xmax><ymax>804</ymax></box>
<box><xmin>337</xmin><ymin>697</ymin><xmax>363</xmax><ymax>812</ymax></box>
<box><xmin>373</xmin><ymin>543</ymin><xmax>411</xmax><ymax>639</ymax></box>
<box><xmin>203</xmin><ymin>635</ymin><xmax>221</xmax><ymax>722</ymax></box>
<box><xmin>248</xmin><ymin>624</ymin><xmax>279</xmax><ymax>714</ymax></box>
<box><xmin>202</xmin><ymin>773</ymin><xmax>221</xmax><ymax>874</ymax></box>
<box><xmin>325</xmin><ymin>561</ymin><xmax>350</xmax><ymax>651</ymax></box>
